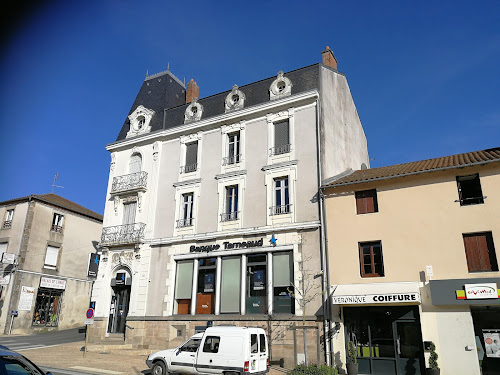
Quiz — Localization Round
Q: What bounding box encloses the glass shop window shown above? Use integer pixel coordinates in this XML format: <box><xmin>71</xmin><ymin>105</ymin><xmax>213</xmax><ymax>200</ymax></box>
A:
<box><xmin>174</xmin><ymin>260</ymin><xmax>194</xmax><ymax>315</ymax></box>
<box><xmin>220</xmin><ymin>257</ymin><xmax>241</xmax><ymax>314</ymax></box>
<box><xmin>246</xmin><ymin>253</ymin><xmax>267</xmax><ymax>314</ymax></box>
<box><xmin>197</xmin><ymin>258</ymin><xmax>217</xmax><ymax>314</ymax></box>
<box><xmin>273</xmin><ymin>251</ymin><xmax>294</xmax><ymax>314</ymax></box>
<box><xmin>32</xmin><ymin>288</ymin><xmax>63</xmax><ymax>327</ymax></box>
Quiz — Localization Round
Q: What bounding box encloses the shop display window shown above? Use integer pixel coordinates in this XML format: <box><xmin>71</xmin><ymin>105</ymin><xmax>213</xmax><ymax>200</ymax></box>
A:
<box><xmin>246</xmin><ymin>254</ymin><xmax>267</xmax><ymax>314</ymax></box>
<box><xmin>32</xmin><ymin>288</ymin><xmax>62</xmax><ymax>327</ymax></box>
<box><xmin>220</xmin><ymin>257</ymin><xmax>241</xmax><ymax>313</ymax></box>
<box><xmin>175</xmin><ymin>260</ymin><xmax>194</xmax><ymax>314</ymax></box>
<box><xmin>272</xmin><ymin>251</ymin><xmax>294</xmax><ymax>314</ymax></box>
<box><xmin>196</xmin><ymin>258</ymin><xmax>216</xmax><ymax>314</ymax></box>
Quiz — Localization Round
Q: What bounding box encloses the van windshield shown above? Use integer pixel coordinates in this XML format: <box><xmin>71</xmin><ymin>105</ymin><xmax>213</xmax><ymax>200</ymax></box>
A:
<box><xmin>180</xmin><ymin>338</ymin><xmax>201</xmax><ymax>352</ymax></box>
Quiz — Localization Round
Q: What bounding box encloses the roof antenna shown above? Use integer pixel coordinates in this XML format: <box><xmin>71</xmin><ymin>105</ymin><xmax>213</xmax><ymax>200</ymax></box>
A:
<box><xmin>51</xmin><ymin>172</ymin><xmax>64</xmax><ymax>193</ymax></box>
<box><xmin>167</xmin><ymin>62</ymin><xmax>170</xmax><ymax>71</ymax></box>
<box><xmin>146</xmin><ymin>69</ymin><xmax>149</xmax><ymax>78</ymax></box>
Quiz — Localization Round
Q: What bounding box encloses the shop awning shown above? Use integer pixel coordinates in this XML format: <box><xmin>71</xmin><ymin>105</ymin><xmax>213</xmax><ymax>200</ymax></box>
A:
<box><xmin>330</xmin><ymin>281</ymin><xmax>421</xmax><ymax>305</ymax></box>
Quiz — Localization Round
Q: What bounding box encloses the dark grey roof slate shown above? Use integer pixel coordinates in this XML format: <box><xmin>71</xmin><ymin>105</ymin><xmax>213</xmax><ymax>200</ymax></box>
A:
<box><xmin>115</xmin><ymin>64</ymin><xmax>321</xmax><ymax>141</ymax></box>
<box><xmin>116</xmin><ymin>70</ymin><xmax>186</xmax><ymax>141</ymax></box>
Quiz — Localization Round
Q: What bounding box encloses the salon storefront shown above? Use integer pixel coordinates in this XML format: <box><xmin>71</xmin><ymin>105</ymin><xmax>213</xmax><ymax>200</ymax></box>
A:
<box><xmin>331</xmin><ymin>282</ymin><xmax>425</xmax><ymax>375</ymax></box>
<box><xmin>429</xmin><ymin>278</ymin><xmax>500</xmax><ymax>375</ymax></box>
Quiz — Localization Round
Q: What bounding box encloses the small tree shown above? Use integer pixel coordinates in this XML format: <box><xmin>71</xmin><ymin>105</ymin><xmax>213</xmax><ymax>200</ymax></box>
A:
<box><xmin>347</xmin><ymin>341</ymin><xmax>357</xmax><ymax>365</ymax></box>
<box><xmin>287</xmin><ymin>255</ymin><xmax>323</xmax><ymax>365</ymax></box>
<box><xmin>428</xmin><ymin>342</ymin><xmax>439</xmax><ymax>369</ymax></box>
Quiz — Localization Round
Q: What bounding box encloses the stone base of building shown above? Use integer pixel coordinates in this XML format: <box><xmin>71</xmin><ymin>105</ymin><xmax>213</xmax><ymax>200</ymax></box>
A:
<box><xmin>87</xmin><ymin>316</ymin><xmax>324</xmax><ymax>368</ymax></box>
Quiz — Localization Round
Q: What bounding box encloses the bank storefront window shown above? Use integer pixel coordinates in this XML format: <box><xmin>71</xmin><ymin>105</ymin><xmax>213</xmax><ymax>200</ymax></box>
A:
<box><xmin>174</xmin><ymin>248</ymin><xmax>294</xmax><ymax>316</ymax></box>
<box><xmin>32</xmin><ymin>288</ymin><xmax>62</xmax><ymax>327</ymax></box>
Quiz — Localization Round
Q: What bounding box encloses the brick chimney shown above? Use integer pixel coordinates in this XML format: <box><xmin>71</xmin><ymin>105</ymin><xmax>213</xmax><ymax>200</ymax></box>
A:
<box><xmin>186</xmin><ymin>79</ymin><xmax>200</xmax><ymax>104</ymax></box>
<box><xmin>321</xmin><ymin>46</ymin><xmax>338</xmax><ymax>70</ymax></box>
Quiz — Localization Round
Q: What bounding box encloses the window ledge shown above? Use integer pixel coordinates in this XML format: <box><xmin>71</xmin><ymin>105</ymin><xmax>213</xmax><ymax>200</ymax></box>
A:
<box><xmin>43</xmin><ymin>265</ymin><xmax>57</xmax><ymax>270</ymax></box>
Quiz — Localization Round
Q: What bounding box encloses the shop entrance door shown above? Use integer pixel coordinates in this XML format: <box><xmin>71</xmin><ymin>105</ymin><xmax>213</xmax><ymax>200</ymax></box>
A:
<box><xmin>394</xmin><ymin>321</ymin><xmax>423</xmax><ymax>375</ymax></box>
<box><xmin>344</xmin><ymin>306</ymin><xmax>424</xmax><ymax>375</ymax></box>
<box><xmin>108</xmin><ymin>285</ymin><xmax>130</xmax><ymax>333</ymax></box>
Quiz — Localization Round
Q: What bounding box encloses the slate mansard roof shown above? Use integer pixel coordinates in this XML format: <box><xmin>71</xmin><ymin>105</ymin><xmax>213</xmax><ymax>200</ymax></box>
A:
<box><xmin>0</xmin><ymin>193</ymin><xmax>103</xmax><ymax>222</ymax></box>
<box><xmin>115</xmin><ymin>64</ymin><xmax>323</xmax><ymax>142</ymax></box>
<box><xmin>323</xmin><ymin>147</ymin><xmax>500</xmax><ymax>188</ymax></box>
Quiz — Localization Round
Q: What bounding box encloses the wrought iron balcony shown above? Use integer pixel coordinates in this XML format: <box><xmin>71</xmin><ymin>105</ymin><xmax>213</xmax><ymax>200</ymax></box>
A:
<box><xmin>51</xmin><ymin>225</ymin><xmax>63</xmax><ymax>233</ymax></box>
<box><xmin>177</xmin><ymin>218</ymin><xmax>194</xmax><ymax>228</ymax></box>
<box><xmin>270</xmin><ymin>204</ymin><xmax>292</xmax><ymax>216</ymax></box>
<box><xmin>111</xmin><ymin>172</ymin><xmax>148</xmax><ymax>194</ymax></box>
<box><xmin>180</xmin><ymin>163</ymin><xmax>197</xmax><ymax>174</ymax></box>
<box><xmin>2</xmin><ymin>221</ymin><xmax>12</xmax><ymax>229</ymax></box>
<box><xmin>220</xmin><ymin>212</ymin><xmax>239</xmax><ymax>222</ymax></box>
<box><xmin>101</xmin><ymin>223</ymin><xmax>146</xmax><ymax>246</ymax></box>
<box><xmin>269</xmin><ymin>144</ymin><xmax>291</xmax><ymax>156</ymax></box>
<box><xmin>222</xmin><ymin>154</ymin><xmax>241</xmax><ymax>166</ymax></box>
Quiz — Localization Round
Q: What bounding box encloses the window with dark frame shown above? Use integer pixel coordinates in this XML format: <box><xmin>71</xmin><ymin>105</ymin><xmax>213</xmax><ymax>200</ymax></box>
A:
<box><xmin>463</xmin><ymin>232</ymin><xmax>498</xmax><ymax>272</ymax></box>
<box><xmin>178</xmin><ymin>193</ymin><xmax>194</xmax><ymax>227</ymax></box>
<box><xmin>3</xmin><ymin>209</ymin><xmax>14</xmax><ymax>229</ymax></box>
<box><xmin>182</xmin><ymin>142</ymin><xmax>198</xmax><ymax>173</ymax></box>
<box><xmin>359</xmin><ymin>241</ymin><xmax>384</xmax><ymax>277</ymax></box>
<box><xmin>456</xmin><ymin>174</ymin><xmax>484</xmax><ymax>206</ymax></box>
<box><xmin>32</xmin><ymin>288</ymin><xmax>62</xmax><ymax>327</ymax></box>
<box><xmin>355</xmin><ymin>189</ymin><xmax>378</xmax><ymax>215</ymax></box>
<box><xmin>51</xmin><ymin>213</ymin><xmax>64</xmax><ymax>233</ymax></box>
<box><xmin>272</xmin><ymin>120</ymin><xmax>290</xmax><ymax>155</ymax></box>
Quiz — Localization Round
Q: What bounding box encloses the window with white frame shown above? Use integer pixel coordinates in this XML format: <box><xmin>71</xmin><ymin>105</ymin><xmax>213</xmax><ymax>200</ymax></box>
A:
<box><xmin>272</xmin><ymin>177</ymin><xmax>290</xmax><ymax>215</ymax></box>
<box><xmin>271</xmin><ymin>120</ymin><xmax>290</xmax><ymax>156</ymax></box>
<box><xmin>178</xmin><ymin>193</ymin><xmax>194</xmax><ymax>227</ymax></box>
<box><xmin>222</xmin><ymin>185</ymin><xmax>239</xmax><ymax>222</ymax></box>
<box><xmin>44</xmin><ymin>245</ymin><xmax>59</xmax><ymax>269</ymax></box>
<box><xmin>224</xmin><ymin>132</ymin><xmax>241</xmax><ymax>165</ymax></box>
<box><xmin>51</xmin><ymin>213</ymin><xmax>64</xmax><ymax>233</ymax></box>
<box><xmin>3</xmin><ymin>209</ymin><xmax>14</xmax><ymax>229</ymax></box>
<box><xmin>182</xmin><ymin>142</ymin><xmax>198</xmax><ymax>173</ymax></box>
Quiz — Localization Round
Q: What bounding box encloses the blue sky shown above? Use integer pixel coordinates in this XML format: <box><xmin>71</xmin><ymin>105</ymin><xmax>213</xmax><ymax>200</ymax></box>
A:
<box><xmin>1</xmin><ymin>1</ymin><xmax>499</xmax><ymax>215</ymax></box>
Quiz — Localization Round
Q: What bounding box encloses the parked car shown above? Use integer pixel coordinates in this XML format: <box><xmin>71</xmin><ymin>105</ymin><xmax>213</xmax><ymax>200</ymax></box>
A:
<box><xmin>0</xmin><ymin>345</ymin><xmax>53</xmax><ymax>375</ymax></box>
<box><xmin>146</xmin><ymin>326</ymin><xmax>269</xmax><ymax>375</ymax></box>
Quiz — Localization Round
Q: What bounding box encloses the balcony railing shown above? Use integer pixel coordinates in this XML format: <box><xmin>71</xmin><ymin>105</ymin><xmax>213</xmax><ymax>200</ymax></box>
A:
<box><xmin>220</xmin><ymin>212</ymin><xmax>239</xmax><ymax>222</ymax></box>
<box><xmin>51</xmin><ymin>225</ymin><xmax>63</xmax><ymax>233</ymax></box>
<box><xmin>2</xmin><ymin>221</ymin><xmax>12</xmax><ymax>229</ymax></box>
<box><xmin>111</xmin><ymin>171</ymin><xmax>148</xmax><ymax>194</ymax></box>
<box><xmin>222</xmin><ymin>154</ymin><xmax>241</xmax><ymax>166</ymax></box>
<box><xmin>101</xmin><ymin>223</ymin><xmax>146</xmax><ymax>246</ymax></box>
<box><xmin>269</xmin><ymin>144</ymin><xmax>291</xmax><ymax>156</ymax></box>
<box><xmin>270</xmin><ymin>204</ymin><xmax>292</xmax><ymax>216</ymax></box>
<box><xmin>177</xmin><ymin>218</ymin><xmax>194</xmax><ymax>228</ymax></box>
<box><xmin>180</xmin><ymin>163</ymin><xmax>197</xmax><ymax>174</ymax></box>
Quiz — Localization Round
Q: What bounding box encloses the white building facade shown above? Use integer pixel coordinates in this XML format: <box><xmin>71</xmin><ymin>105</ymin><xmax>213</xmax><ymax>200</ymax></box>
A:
<box><xmin>89</xmin><ymin>48</ymin><xmax>369</xmax><ymax>365</ymax></box>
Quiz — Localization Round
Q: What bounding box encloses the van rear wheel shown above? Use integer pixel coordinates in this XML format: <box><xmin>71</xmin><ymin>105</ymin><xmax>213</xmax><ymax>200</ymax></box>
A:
<box><xmin>152</xmin><ymin>361</ymin><xmax>167</xmax><ymax>375</ymax></box>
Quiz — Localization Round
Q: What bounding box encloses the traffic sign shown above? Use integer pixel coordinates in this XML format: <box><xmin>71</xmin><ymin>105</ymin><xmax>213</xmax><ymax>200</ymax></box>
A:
<box><xmin>86</xmin><ymin>308</ymin><xmax>94</xmax><ymax>319</ymax></box>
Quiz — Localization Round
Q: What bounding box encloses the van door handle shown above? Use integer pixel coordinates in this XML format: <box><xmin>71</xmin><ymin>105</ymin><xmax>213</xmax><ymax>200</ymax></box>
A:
<box><xmin>209</xmin><ymin>359</ymin><xmax>212</xmax><ymax>363</ymax></box>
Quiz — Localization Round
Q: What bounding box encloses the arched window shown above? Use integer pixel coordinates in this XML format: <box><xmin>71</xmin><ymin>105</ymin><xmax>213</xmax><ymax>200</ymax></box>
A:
<box><xmin>129</xmin><ymin>154</ymin><xmax>142</xmax><ymax>174</ymax></box>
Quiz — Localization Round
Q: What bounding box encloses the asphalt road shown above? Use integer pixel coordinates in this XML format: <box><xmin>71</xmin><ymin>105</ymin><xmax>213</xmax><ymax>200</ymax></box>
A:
<box><xmin>0</xmin><ymin>327</ymin><xmax>85</xmax><ymax>352</ymax></box>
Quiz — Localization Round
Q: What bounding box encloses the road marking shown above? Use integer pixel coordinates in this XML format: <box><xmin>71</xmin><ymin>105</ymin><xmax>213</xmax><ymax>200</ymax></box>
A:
<box><xmin>41</xmin><ymin>367</ymin><xmax>94</xmax><ymax>375</ymax></box>
<box><xmin>71</xmin><ymin>366</ymin><xmax>124</xmax><ymax>374</ymax></box>
<box><xmin>17</xmin><ymin>344</ymin><xmax>62</xmax><ymax>351</ymax></box>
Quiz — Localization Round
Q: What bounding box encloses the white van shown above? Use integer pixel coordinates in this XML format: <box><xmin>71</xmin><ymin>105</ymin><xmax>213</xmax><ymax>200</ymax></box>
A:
<box><xmin>146</xmin><ymin>326</ymin><xmax>269</xmax><ymax>375</ymax></box>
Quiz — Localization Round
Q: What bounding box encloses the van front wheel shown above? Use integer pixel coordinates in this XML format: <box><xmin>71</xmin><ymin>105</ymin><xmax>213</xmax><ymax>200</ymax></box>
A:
<box><xmin>152</xmin><ymin>361</ymin><xmax>167</xmax><ymax>375</ymax></box>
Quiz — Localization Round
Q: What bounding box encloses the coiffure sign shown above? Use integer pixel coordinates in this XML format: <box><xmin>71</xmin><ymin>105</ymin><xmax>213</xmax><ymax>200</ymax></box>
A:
<box><xmin>462</xmin><ymin>283</ymin><xmax>499</xmax><ymax>300</ymax></box>
<box><xmin>190</xmin><ymin>238</ymin><xmax>264</xmax><ymax>253</ymax></box>
<box><xmin>332</xmin><ymin>292</ymin><xmax>421</xmax><ymax>305</ymax></box>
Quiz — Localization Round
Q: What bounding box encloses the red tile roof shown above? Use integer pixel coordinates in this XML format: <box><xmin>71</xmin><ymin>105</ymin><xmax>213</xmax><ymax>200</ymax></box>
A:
<box><xmin>0</xmin><ymin>193</ymin><xmax>103</xmax><ymax>222</ymax></box>
<box><xmin>324</xmin><ymin>147</ymin><xmax>500</xmax><ymax>188</ymax></box>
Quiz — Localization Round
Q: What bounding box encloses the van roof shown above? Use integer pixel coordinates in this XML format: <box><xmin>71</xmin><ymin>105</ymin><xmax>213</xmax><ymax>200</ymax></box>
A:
<box><xmin>207</xmin><ymin>326</ymin><xmax>264</xmax><ymax>332</ymax></box>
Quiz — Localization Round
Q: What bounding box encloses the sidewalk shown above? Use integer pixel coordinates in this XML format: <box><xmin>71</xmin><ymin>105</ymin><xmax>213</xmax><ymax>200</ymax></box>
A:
<box><xmin>21</xmin><ymin>341</ymin><xmax>287</xmax><ymax>375</ymax></box>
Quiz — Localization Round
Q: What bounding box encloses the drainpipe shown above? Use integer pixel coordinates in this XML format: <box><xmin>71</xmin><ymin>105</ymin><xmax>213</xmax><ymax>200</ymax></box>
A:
<box><xmin>315</xmin><ymin>80</ymin><xmax>332</xmax><ymax>365</ymax></box>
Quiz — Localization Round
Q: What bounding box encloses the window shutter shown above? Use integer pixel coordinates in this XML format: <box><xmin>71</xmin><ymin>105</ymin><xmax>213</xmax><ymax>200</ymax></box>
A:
<box><xmin>186</xmin><ymin>142</ymin><xmax>198</xmax><ymax>167</ymax></box>
<box><xmin>464</xmin><ymin>234</ymin><xmax>491</xmax><ymax>272</ymax></box>
<box><xmin>175</xmin><ymin>261</ymin><xmax>194</xmax><ymax>299</ymax></box>
<box><xmin>45</xmin><ymin>246</ymin><xmax>59</xmax><ymax>267</ymax></box>
<box><xmin>123</xmin><ymin>202</ymin><xmax>137</xmax><ymax>225</ymax></box>
<box><xmin>274</xmin><ymin>120</ymin><xmax>289</xmax><ymax>148</ymax></box>
<box><xmin>129</xmin><ymin>154</ymin><xmax>142</xmax><ymax>174</ymax></box>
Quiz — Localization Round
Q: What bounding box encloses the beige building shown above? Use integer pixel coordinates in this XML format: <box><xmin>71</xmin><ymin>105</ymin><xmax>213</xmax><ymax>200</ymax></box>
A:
<box><xmin>322</xmin><ymin>147</ymin><xmax>500</xmax><ymax>375</ymax></box>
<box><xmin>0</xmin><ymin>194</ymin><xmax>103</xmax><ymax>334</ymax></box>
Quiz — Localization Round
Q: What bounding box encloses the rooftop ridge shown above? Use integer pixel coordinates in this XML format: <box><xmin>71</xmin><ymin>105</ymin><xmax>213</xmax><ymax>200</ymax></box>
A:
<box><xmin>145</xmin><ymin>69</ymin><xmax>185</xmax><ymax>88</ymax></box>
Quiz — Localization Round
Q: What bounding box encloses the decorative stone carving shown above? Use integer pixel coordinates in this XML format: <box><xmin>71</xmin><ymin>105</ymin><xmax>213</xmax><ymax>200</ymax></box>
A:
<box><xmin>110</xmin><ymin>153</ymin><xmax>116</xmax><ymax>172</ymax></box>
<box><xmin>122</xmin><ymin>196</ymin><xmax>138</xmax><ymax>203</ymax></box>
<box><xmin>137</xmin><ymin>191</ymin><xmax>143</xmax><ymax>212</ymax></box>
<box><xmin>184</xmin><ymin>98</ymin><xmax>203</xmax><ymax>124</ymax></box>
<box><xmin>111</xmin><ymin>251</ymin><xmax>134</xmax><ymax>268</ymax></box>
<box><xmin>269</xmin><ymin>71</ymin><xmax>292</xmax><ymax>100</ymax></box>
<box><xmin>225</xmin><ymin>85</ymin><xmax>246</xmax><ymax>113</ymax></box>
<box><xmin>113</xmin><ymin>196</ymin><xmax>120</xmax><ymax>215</ymax></box>
<box><xmin>126</xmin><ymin>105</ymin><xmax>155</xmax><ymax>138</ymax></box>
<box><xmin>153</xmin><ymin>142</ymin><xmax>159</xmax><ymax>161</ymax></box>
